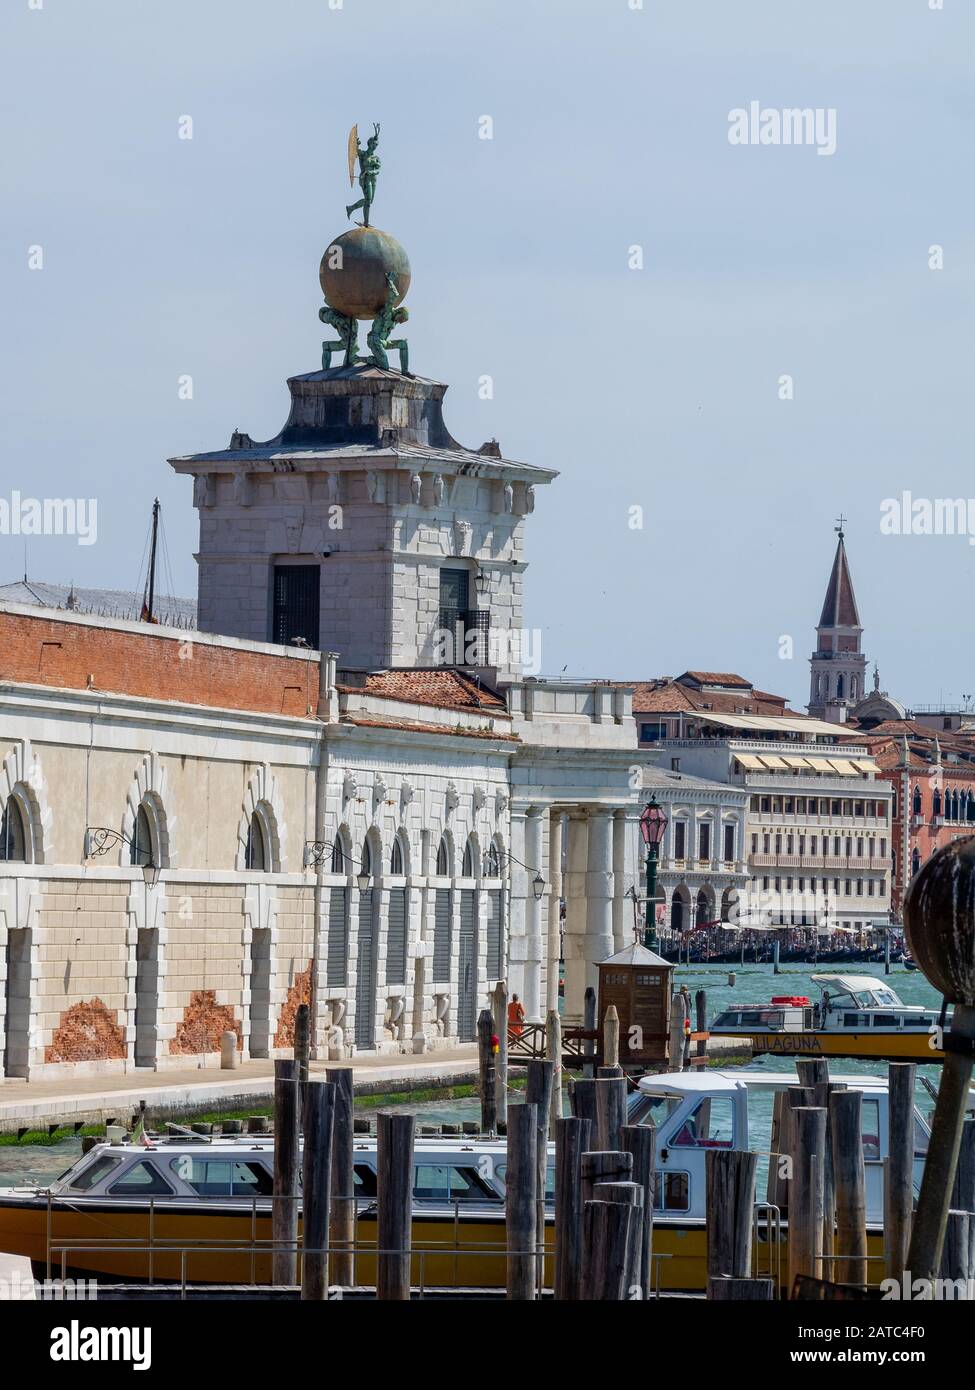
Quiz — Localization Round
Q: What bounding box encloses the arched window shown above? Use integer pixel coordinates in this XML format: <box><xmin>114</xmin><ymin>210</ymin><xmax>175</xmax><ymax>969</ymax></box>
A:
<box><xmin>360</xmin><ymin>838</ymin><xmax>373</xmax><ymax>877</ymax></box>
<box><xmin>390</xmin><ymin>836</ymin><xmax>404</xmax><ymax>875</ymax></box>
<box><xmin>130</xmin><ymin>804</ymin><xmax>154</xmax><ymax>867</ymax></box>
<box><xmin>331</xmin><ymin>835</ymin><xmax>345</xmax><ymax>873</ymax></box>
<box><xmin>670</xmin><ymin>894</ymin><xmax>685</xmax><ymax>933</ymax></box>
<box><xmin>485</xmin><ymin>842</ymin><xmax>502</xmax><ymax>878</ymax></box>
<box><xmin>0</xmin><ymin>796</ymin><xmax>26</xmax><ymax>862</ymax></box>
<box><xmin>933</xmin><ymin>789</ymin><xmax>942</xmax><ymax>817</ymax></box>
<box><xmin>851</xmin><ymin>677</ymin><xmax>858</xmax><ymax>701</ymax></box>
<box><xmin>435</xmin><ymin>836</ymin><xmax>450</xmax><ymax>876</ymax></box>
<box><xmin>696</xmin><ymin>889</ymin><xmax>711</xmax><ymax>927</ymax></box>
<box><xmin>953</xmin><ymin>791</ymin><xmax>961</xmax><ymax>821</ymax></box>
<box><xmin>836</xmin><ymin>674</ymin><xmax>845</xmax><ymax>700</ymax></box>
<box><xmin>912</xmin><ymin>786</ymin><xmax>922</xmax><ymax>816</ymax></box>
<box><xmin>911</xmin><ymin>848</ymin><xmax>921</xmax><ymax>877</ymax></box>
<box><xmin>462</xmin><ymin>838</ymin><xmax>476</xmax><ymax>877</ymax></box>
<box><xmin>245</xmin><ymin>812</ymin><xmax>268</xmax><ymax>871</ymax></box>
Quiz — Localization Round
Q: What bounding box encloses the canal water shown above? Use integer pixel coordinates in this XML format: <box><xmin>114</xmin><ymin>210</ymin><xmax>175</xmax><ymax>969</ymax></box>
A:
<box><xmin>0</xmin><ymin>964</ymin><xmax>942</xmax><ymax>1190</ymax></box>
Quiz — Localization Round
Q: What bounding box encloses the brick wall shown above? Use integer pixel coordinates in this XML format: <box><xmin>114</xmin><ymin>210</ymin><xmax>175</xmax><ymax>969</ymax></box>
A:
<box><xmin>0</xmin><ymin>607</ymin><xmax>318</xmax><ymax>719</ymax></box>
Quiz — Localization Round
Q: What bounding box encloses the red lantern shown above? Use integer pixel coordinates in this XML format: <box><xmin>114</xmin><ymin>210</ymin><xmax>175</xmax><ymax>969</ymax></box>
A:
<box><xmin>639</xmin><ymin>798</ymin><xmax>667</xmax><ymax>848</ymax></box>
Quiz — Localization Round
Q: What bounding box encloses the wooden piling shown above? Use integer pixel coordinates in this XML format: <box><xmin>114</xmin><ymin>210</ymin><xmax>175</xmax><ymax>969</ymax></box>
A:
<box><xmin>706</xmin><ymin>1149</ymin><xmax>758</xmax><ymax>1281</ymax></box>
<box><xmin>546</xmin><ymin>1009</ymin><xmax>563</xmax><ymax>1125</ymax></box>
<box><xmin>526</xmin><ymin>1059</ymin><xmax>555</xmax><ymax>1286</ymax></box>
<box><xmin>272</xmin><ymin>1059</ymin><xmax>300</xmax><ymax>1285</ymax></box>
<box><xmin>829</xmin><ymin>1089</ymin><xmax>867</xmax><ymax>1287</ymax></box>
<box><xmin>595</xmin><ymin>1075</ymin><xmax>628</xmax><ymax>1152</ymax></box>
<box><xmin>377</xmin><ymin>1111</ymin><xmax>415</xmax><ymax>1300</ymax></box>
<box><xmin>788</xmin><ymin>1107</ymin><xmax>826</xmax><ymax>1290</ymax></box>
<box><xmin>886</xmin><ymin>1061</ymin><xmax>915</xmax><ymax>1282</ymax></box>
<box><xmin>326</xmin><ymin>1066</ymin><xmax>355</xmax><ymax>1287</ymax></box>
<box><xmin>939</xmin><ymin>1209</ymin><xmax>973</xmax><ymax>1286</ymax></box>
<box><xmin>669</xmin><ymin>991</ymin><xmax>687</xmax><ymax>1072</ymax></box>
<box><xmin>778</xmin><ymin>1085</ymin><xmax>815</xmax><ymax>1220</ymax></box>
<box><xmin>622</xmin><ymin>1123</ymin><xmax>655</xmax><ymax>1301</ymax></box>
<box><xmin>506</xmin><ymin>1102</ymin><xmax>538</xmax><ymax>1300</ymax></box>
<box><xmin>492</xmin><ymin>980</ymin><xmax>508</xmax><ymax>1127</ymax></box>
<box><xmin>951</xmin><ymin>1116</ymin><xmax>975</xmax><ymax>1210</ymax></box>
<box><xmin>300</xmin><ymin>1079</ymin><xmax>336</xmax><ymax>1300</ymax></box>
<box><xmin>294</xmin><ymin>1002</ymin><xmax>310</xmax><ymax>1090</ymax></box>
<box><xmin>581</xmin><ymin>1149</ymin><xmax>633</xmax><ymax>1214</ymax></box>
<box><xmin>593</xmin><ymin>1180</ymin><xmax>643</xmax><ymax>1297</ymax></box>
<box><xmin>582</xmin><ymin>1199</ymin><xmax>633</xmax><ymax>1300</ymax></box>
<box><xmin>603</xmin><ymin>1004</ymin><xmax>620</xmax><ymax>1071</ymax></box>
<box><xmin>570</xmin><ymin>1077</ymin><xmax>599</xmax><ymax>1140</ymax></box>
<box><xmin>695</xmin><ymin>989</ymin><xmax>707</xmax><ymax>1060</ymax></box>
<box><xmin>555</xmin><ymin>1115</ymin><xmax>591</xmax><ymax>1300</ymax></box>
<box><xmin>477</xmin><ymin>1007</ymin><xmax>497</xmax><ymax>1135</ymax></box>
<box><xmin>767</xmin><ymin>1091</ymin><xmax>787</xmax><ymax>1209</ymax></box>
<box><xmin>796</xmin><ymin>1058</ymin><xmax>830</xmax><ymax>1090</ymax></box>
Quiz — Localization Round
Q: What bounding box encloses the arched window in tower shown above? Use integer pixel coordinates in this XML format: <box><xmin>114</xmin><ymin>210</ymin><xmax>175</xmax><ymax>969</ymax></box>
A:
<box><xmin>435</xmin><ymin>835</ymin><xmax>450</xmax><ymax>876</ymax></box>
<box><xmin>390</xmin><ymin>835</ymin><xmax>404</xmax><ymax>875</ymax></box>
<box><xmin>131</xmin><ymin>804</ymin><xmax>154</xmax><ymax>867</ymax></box>
<box><xmin>836</xmin><ymin>674</ymin><xmax>845</xmax><ymax>700</ymax></box>
<box><xmin>912</xmin><ymin>785</ymin><xmax>922</xmax><ymax>816</ymax></box>
<box><xmin>0</xmin><ymin>796</ymin><xmax>27</xmax><ymax>862</ymax></box>
<box><xmin>851</xmin><ymin>676</ymin><xmax>858</xmax><ymax>701</ymax></box>
<box><xmin>245</xmin><ymin>812</ymin><xmax>268</xmax><ymax>871</ymax></box>
<box><xmin>330</xmin><ymin>835</ymin><xmax>345</xmax><ymax>874</ymax></box>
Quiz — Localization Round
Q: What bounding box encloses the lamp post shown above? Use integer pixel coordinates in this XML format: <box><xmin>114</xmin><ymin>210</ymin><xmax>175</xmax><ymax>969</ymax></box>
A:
<box><xmin>639</xmin><ymin>798</ymin><xmax>667</xmax><ymax>952</ymax></box>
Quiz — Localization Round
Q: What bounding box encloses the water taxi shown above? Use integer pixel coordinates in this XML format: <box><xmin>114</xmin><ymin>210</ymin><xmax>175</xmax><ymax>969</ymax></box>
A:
<box><xmin>0</xmin><ymin>1068</ymin><xmax>932</xmax><ymax>1293</ymax></box>
<box><xmin>709</xmin><ymin>974</ymin><xmax>943</xmax><ymax>1061</ymax></box>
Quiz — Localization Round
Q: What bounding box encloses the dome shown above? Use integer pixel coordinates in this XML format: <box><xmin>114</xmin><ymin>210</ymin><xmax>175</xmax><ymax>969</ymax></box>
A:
<box><xmin>319</xmin><ymin>226</ymin><xmax>411</xmax><ymax>320</ymax></box>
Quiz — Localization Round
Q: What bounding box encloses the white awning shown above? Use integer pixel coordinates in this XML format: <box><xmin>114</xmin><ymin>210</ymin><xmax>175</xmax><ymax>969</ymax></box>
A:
<box><xmin>758</xmin><ymin>754</ymin><xmax>789</xmax><ymax>769</ymax></box>
<box><xmin>734</xmin><ymin>754</ymin><xmax>766</xmax><ymax>771</ymax></box>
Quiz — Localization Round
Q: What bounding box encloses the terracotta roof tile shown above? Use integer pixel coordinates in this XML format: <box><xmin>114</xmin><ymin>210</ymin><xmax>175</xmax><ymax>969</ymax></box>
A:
<box><xmin>678</xmin><ymin>671</ymin><xmax>753</xmax><ymax>688</ymax></box>
<box><xmin>336</xmin><ymin>668</ymin><xmax>508</xmax><ymax>715</ymax></box>
<box><xmin>342</xmin><ymin>714</ymin><xmax>519</xmax><ymax>741</ymax></box>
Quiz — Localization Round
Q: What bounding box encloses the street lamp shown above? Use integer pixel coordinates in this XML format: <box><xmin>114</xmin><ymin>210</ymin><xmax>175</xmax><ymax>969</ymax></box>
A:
<box><xmin>356</xmin><ymin>867</ymin><xmax>372</xmax><ymax>893</ymax></box>
<box><xmin>639</xmin><ymin>797</ymin><xmax>667</xmax><ymax>951</ymax></box>
<box><xmin>142</xmin><ymin>860</ymin><xmax>159</xmax><ymax>889</ymax></box>
<box><xmin>531</xmin><ymin>871</ymin><xmax>545</xmax><ymax>901</ymax></box>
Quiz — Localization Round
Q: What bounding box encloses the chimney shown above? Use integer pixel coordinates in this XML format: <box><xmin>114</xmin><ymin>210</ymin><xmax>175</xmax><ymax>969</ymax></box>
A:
<box><xmin>316</xmin><ymin>651</ymin><xmax>340</xmax><ymax>723</ymax></box>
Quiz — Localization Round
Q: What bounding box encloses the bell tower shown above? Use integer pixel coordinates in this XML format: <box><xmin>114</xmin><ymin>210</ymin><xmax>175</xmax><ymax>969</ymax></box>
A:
<box><xmin>807</xmin><ymin>520</ymin><xmax>867</xmax><ymax>724</ymax></box>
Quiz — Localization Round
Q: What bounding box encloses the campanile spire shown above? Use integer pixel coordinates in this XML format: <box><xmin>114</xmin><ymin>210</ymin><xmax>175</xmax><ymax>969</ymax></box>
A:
<box><xmin>807</xmin><ymin>522</ymin><xmax>867</xmax><ymax>723</ymax></box>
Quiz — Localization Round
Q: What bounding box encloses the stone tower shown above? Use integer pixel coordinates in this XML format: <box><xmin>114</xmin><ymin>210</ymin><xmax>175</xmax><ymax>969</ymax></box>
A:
<box><xmin>169</xmin><ymin>367</ymin><xmax>554</xmax><ymax>681</ymax></box>
<box><xmin>807</xmin><ymin>525</ymin><xmax>867</xmax><ymax>724</ymax></box>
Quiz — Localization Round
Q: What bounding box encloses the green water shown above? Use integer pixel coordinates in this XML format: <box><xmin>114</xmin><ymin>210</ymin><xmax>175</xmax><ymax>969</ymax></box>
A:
<box><xmin>1</xmin><ymin>964</ymin><xmax>942</xmax><ymax>1190</ymax></box>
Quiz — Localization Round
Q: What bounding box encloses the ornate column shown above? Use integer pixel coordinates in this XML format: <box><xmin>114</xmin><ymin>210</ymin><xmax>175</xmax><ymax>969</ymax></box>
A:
<box><xmin>612</xmin><ymin>810</ymin><xmax>628</xmax><ymax>951</ymax></box>
<box><xmin>563</xmin><ymin>810</ymin><xmax>589</xmax><ymax>1021</ymax></box>
<box><xmin>507</xmin><ymin>807</ymin><xmax>529</xmax><ymax>1003</ymax></box>
<box><xmin>522</xmin><ymin>808</ymin><xmax>544</xmax><ymax>1022</ymax></box>
<box><xmin>546</xmin><ymin>811</ymin><xmax>566</xmax><ymax>1013</ymax></box>
<box><xmin>584</xmin><ymin>808</ymin><xmax>615</xmax><ymax>1001</ymax></box>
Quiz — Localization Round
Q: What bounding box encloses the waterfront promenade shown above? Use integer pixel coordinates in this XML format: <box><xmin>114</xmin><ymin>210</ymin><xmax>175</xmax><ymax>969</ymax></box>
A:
<box><xmin>0</xmin><ymin>1048</ymin><xmax>479</xmax><ymax>1135</ymax></box>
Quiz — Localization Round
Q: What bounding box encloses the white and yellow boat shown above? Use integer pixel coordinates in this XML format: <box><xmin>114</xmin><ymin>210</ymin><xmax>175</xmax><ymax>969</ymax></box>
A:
<box><xmin>0</xmin><ymin>1068</ymin><xmax>932</xmax><ymax>1294</ymax></box>
<box><xmin>709</xmin><ymin>974</ymin><xmax>944</xmax><ymax>1061</ymax></box>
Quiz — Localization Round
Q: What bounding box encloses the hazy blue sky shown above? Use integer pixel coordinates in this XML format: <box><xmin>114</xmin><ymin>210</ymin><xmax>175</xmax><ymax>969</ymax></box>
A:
<box><xmin>2</xmin><ymin>0</ymin><xmax>971</xmax><ymax>709</ymax></box>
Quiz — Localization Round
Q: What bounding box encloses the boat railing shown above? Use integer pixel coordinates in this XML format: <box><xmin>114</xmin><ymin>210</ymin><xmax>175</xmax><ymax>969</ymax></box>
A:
<box><xmin>43</xmin><ymin>1189</ymin><xmax>674</xmax><ymax>1299</ymax></box>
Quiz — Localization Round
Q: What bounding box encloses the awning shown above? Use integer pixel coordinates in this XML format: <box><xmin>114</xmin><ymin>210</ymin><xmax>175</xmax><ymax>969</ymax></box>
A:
<box><xmin>735</xmin><ymin>754</ymin><xmax>766</xmax><ymax>771</ymax></box>
<box><xmin>758</xmin><ymin>754</ymin><xmax>789</xmax><ymax>770</ymax></box>
<box><xmin>852</xmin><ymin>758</ymin><xmax>880</xmax><ymax>773</ymax></box>
<box><xmin>827</xmin><ymin>758</ymin><xmax>859</xmax><ymax>775</ymax></box>
<box><xmin>782</xmin><ymin>755</ymin><xmax>812</xmax><ymax>769</ymax></box>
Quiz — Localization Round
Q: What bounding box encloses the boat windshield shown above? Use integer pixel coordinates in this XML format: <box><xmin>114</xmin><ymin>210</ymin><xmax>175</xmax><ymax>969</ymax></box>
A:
<box><xmin>628</xmin><ymin>1092</ymin><xmax>684</xmax><ymax>1127</ymax></box>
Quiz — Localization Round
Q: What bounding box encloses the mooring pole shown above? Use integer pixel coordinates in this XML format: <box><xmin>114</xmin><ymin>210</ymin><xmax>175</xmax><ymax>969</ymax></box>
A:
<box><xmin>301</xmin><ymin>1079</ymin><xmax>336</xmax><ymax>1300</ymax></box>
<box><xmin>377</xmin><ymin>1111</ymin><xmax>415</xmax><ymax>1300</ymax></box>
<box><xmin>478</xmin><ymin>1007</ymin><xmax>497</xmax><ymax>1135</ymax></box>
<box><xmin>272</xmin><ymin>1059</ymin><xmax>300</xmax><ymax>1285</ymax></box>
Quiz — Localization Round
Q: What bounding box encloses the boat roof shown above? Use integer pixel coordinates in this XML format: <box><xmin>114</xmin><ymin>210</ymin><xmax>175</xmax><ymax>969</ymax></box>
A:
<box><xmin>637</xmin><ymin>1069</ymin><xmax>887</xmax><ymax>1097</ymax></box>
<box><xmin>811</xmin><ymin>974</ymin><xmax>896</xmax><ymax>994</ymax></box>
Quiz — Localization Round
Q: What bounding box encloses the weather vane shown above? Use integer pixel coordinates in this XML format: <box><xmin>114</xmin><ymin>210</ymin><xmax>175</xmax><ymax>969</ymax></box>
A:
<box><xmin>346</xmin><ymin>122</ymin><xmax>381</xmax><ymax>227</ymax></box>
<box><xmin>318</xmin><ymin>123</ymin><xmax>411</xmax><ymax>375</ymax></box>
<box><xmin>835</xmin><ymin>513</ymin><xmax>847</xmax><ymax>539</ymax></box>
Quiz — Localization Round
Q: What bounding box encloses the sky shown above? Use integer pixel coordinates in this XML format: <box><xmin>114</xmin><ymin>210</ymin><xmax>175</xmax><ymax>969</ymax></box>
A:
<box><xmin>1</xmin><ymin>0</ymin><xmax>972</xmax><ymax>710</ymax></box>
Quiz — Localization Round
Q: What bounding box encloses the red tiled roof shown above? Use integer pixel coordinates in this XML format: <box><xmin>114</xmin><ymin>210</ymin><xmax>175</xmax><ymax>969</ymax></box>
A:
<box><xmin>631</xmin><ymin>678</ymin><xmax>792</xmax><ymax>717</ymax></box>
<box><xmin>678</xmin><ymin>671</ymin><xmax>753</xmax><ymax>689</ymax></box>
<box><xmin>337</xmin><ymin>668</ymin><xmax>508</xmax><ymax>714</ymax></box>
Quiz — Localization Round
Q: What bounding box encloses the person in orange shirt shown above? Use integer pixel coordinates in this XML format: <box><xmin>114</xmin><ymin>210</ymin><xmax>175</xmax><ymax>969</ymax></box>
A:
<box><xmin>507</xmin><ymin>993</ymin><xmax>526</xmax><ymax>1037</ymax></box>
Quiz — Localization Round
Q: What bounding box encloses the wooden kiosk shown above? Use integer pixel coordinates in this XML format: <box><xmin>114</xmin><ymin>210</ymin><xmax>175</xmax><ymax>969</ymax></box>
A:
<box><xmin>597</xmin><ymin>942</ymin><xmax>673</xmax><ymax>1068</ymax></box>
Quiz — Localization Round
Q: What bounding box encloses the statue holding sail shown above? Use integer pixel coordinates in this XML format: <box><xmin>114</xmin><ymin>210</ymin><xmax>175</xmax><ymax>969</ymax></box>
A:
<box><xmin>346</xmin><ymin>122</ymin><xmax>381</xmax><ymax>226</ymax></box>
